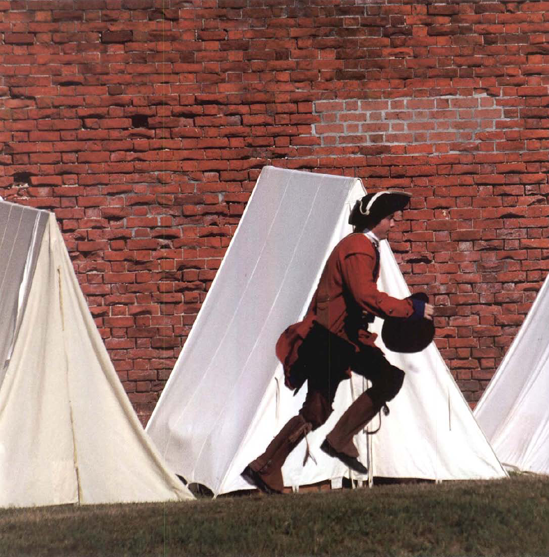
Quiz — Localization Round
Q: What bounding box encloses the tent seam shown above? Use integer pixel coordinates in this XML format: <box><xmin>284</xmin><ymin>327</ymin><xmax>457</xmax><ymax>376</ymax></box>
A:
<box><xmin>57</xmin><ymin>256</ymin><xmax>83</xmax><ymax>505</ymax></box>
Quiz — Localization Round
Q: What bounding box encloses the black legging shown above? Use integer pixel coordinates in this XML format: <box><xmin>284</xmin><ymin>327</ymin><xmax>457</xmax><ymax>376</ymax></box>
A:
<box><xmin>293</xmin><ymin>323</ymin><xmax>405</xmax><ymax>430</ymax></box>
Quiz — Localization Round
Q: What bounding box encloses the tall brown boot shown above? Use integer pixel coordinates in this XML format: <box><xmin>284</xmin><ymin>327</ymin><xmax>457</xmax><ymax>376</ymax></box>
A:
<box><xmin>321</xmin><ymin>391</ymin><xmax>379</xmax><ymax>474</ymax></box>
<box><xmin>242</xmin><ymin>415</ymin><xmax>311</xmax><ymax>494</ymax></box>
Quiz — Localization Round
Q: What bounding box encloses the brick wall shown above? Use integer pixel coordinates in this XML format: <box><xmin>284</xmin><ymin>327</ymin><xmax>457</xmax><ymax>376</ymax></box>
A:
<box><xmin>1</xmin><ymin>0</ymin><xmax>549</xmax><ymax>421</ymax></box>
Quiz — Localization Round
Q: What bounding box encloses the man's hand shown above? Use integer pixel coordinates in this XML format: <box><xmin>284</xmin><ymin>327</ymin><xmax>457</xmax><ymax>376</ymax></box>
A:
<box><xmin>424</xmin><ymin>303</ymin><xmax>434</xmax><ymax>321</ymax></box>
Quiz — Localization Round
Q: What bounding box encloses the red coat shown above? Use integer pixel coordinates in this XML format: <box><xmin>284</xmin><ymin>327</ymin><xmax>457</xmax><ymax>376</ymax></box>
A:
<box><xmin>276</xmin><ymin>233</ymin><xmax>414</xmax><ymax>387</ymax></box>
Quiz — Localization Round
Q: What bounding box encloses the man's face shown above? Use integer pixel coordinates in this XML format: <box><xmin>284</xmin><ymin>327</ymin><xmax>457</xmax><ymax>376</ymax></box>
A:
<box><xmin>371</xmin><ymin>214</ymin><xmax>395</xmax><ymax>241</ymax></box>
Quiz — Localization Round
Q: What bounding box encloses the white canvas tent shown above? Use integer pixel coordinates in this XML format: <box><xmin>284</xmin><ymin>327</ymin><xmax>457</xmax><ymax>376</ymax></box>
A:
<box><xmin>475</xmin><ymin>274</ymin><xmax>549</xmax><ymax>475</ymax></box>
<box><xmin>0</xmin><ymin>199</ymin><xmax>193</xmax><ymax>507</ymax></box>
<box><xmin>147</xmin><ymin>166</ymin><xmax>506</xmax><ymax>496</ymax></box>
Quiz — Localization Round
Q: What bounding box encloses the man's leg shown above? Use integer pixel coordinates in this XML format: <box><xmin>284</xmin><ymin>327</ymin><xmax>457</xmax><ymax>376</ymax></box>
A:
<box><xmin>322</xmin><ymin>346</ymin><xmax>405</xmax><ymax>471</ymax></box>
<box><xmin>243</xmin><ymin>414</ymin><xmax>312</xmax><ymax>494</ymax></box>
<box><xmin>242</xmin><ymin>381</ymin><xmax>342</xmax><ymax>494</ymax></box>
<box><xmin>242</xmin><ymin>324</ymin><xmax>348</xmax><ymax>494</ymax></box>
<box><xmin>324</xmin><ymin>390</ymin><xmax>380</xmax><ymax>458</ymax></box>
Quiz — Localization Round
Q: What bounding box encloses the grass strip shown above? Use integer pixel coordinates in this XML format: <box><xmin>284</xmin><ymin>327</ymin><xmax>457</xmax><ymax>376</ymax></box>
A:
<box><xmin>0</xmin><ymin>475</ymin><xmax>548</xmax><ymax>556</ymax></box>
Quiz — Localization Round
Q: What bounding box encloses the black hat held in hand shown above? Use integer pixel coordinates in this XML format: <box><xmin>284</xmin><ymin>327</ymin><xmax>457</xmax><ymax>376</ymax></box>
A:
<box><xmin>382</xmin><ymin>293</ymin><xmax>435</xmax><ymax>354</ymax></box>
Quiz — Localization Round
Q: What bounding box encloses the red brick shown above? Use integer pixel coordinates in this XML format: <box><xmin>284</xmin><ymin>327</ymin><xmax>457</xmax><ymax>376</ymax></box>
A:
<box><xmin>101</xmin><ymin>30</ymin><xmax>133</xmax><ymax>43</ymax></box>
<box><xmin>2</xmin><ymin>0</ymin><xmax>547</xmax><ymax>420</ymax></box>
<box><xmin>4</xmin><ymin>33</ymin><xmax>35</xmax><ymax>44</ymax></box>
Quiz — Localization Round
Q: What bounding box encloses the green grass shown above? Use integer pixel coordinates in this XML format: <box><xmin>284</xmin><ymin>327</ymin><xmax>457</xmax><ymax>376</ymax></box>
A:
<box><xmin>1</xmin><ymin>475</ymin><xmax>548</xmax><ymax>556</ymax></box>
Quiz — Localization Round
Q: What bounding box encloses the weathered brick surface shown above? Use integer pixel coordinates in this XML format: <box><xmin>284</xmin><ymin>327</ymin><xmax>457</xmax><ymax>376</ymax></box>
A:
<box><xmin>2</xmin><ymin>0</ymin><xmax>549</xmax><ymax>422</ymax></box>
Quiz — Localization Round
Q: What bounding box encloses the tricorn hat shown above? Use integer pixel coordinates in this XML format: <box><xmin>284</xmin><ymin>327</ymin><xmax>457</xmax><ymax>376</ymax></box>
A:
<box><xmin>349</xmin><ymin>190</ymin><xmax>411</xmax><ymax>228</ymax></box>
<box><xmin>381</xmin><ymin>293</ymin><xmax>435</xmax><ymax>354</ymax></box>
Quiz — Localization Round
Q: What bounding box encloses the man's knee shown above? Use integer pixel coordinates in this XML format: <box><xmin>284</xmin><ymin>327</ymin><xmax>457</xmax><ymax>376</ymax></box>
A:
<box><xmin>370</xmin><ymin>365</ymin><xmax>405</xmax><ymax>404</ymax></box>
<box><xmin>386</xmin><ymin>366</ymin><xmax>405</xmax><ymax>400</ymax></box>
<box><xmin>300</xmin><ymin>391</ymin><xmax>332</xmax><ymax>430</ymax></box>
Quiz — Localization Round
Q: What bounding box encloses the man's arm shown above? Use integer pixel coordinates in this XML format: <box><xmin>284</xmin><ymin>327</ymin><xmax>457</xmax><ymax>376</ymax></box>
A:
<box><xmin>342</xmin><ymin>252</ymin><xmax>416</xmax><ymax>320</ymax></box>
